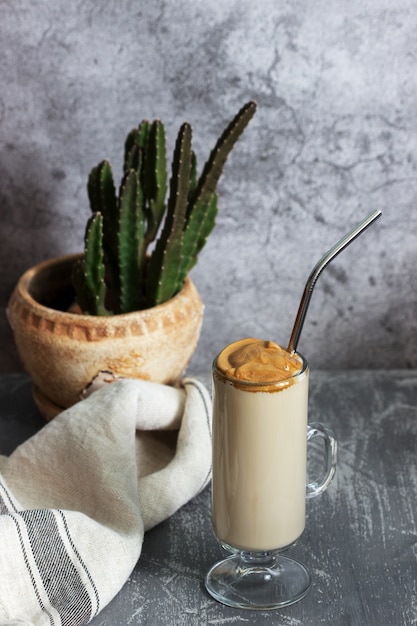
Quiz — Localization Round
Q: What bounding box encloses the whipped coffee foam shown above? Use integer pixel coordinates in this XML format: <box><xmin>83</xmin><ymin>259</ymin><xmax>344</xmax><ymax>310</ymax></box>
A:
<box><xmin>215</xmin><ymin>338</ymin><xmax>303</xmax><ymax>386</ymax></box>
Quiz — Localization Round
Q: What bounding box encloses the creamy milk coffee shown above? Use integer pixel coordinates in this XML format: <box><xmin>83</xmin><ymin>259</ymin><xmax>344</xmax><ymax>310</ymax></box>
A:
<box><xmin>212</xmin><ymin>338</ymin><xmax>309</xmax><ymax>552</ymax></box>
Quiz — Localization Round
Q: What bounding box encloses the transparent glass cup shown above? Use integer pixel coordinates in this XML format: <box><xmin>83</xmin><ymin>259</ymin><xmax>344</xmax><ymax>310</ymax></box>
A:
<box><xmin>205</xmin><ymin>349</ymin><xmax>337</xmax><ymax>610</ymax></box>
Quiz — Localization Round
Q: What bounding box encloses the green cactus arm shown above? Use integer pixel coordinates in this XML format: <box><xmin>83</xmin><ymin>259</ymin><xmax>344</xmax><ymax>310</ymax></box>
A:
<box><xmin>188</xmin><ymin>150</ymin><xmax>198</xmax><ymax>200</ymax></box>
<box><xmin>87</xmin><ymin>160</ymin><xmax>119</xmax><ymax>292</ymax></box>
<box><xmin>124</xmin><ymin>130</ymin><xmax>140</xmax><ymax>173</ymax></box>
<box><xmin>87</xmin><ymin>160</ymin><xmax>117</xmax><ymax>221</ymax></box>
<box><xmin>143</xmin><ymin>119</ymin><xmax>167</xmax><ymax>244</ymax></box>
<box><xmin>124</xmin><ymin>121</ymin><xmax>150</xmax><ymax>173</ymax></box>
<box><xmin>118</xmin><ymin>170</ymin><xmax>146</xmax><ymax>313</ymax></box>
<box><xmin>178</xmin><ymin>191</ymin><xmax>218</xmax><ymax>284</ymax></box>
<box><xmin>146</xmin><ymin>122</ymin><xmax>193</xmax><ymax>306</ymax></box>
<box><xmin>188</xmin><ymin>100</ymin><xmax>257</xmax><ymax>216</ymax></box>
<box><xmin>174</xmin><ymin>101</ymin><xmax>256</xmax><ymax>287</ymax></box>
<box><xmin>124</xmin><ymin>128</ymin><xmax>139</xmax><ymax>172</ymax></box>
<box><xmin>72</xmin><ymin>212</ymin><xmax>110</xmax><ymax>316</ymax></box>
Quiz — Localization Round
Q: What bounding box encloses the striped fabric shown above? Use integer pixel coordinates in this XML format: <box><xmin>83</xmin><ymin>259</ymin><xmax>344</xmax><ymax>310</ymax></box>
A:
<box><xmin>0</xmin><ymin>377</ymin><xmax>212</xmax><ymax>626</ymax></box>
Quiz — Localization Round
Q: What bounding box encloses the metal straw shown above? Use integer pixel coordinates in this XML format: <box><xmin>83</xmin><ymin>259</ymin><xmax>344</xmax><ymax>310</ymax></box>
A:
<box><xmin>287</xmin><ymin>209</ymin><xmax>382</xmax><ymax>354</ymax></box>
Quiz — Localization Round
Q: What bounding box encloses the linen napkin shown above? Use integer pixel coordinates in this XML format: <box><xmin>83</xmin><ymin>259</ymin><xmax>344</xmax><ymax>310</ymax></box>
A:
<box><xmin>0</xmin><ymin>376</ymin><xmax>212</xmax><ymax>626</ymax></box>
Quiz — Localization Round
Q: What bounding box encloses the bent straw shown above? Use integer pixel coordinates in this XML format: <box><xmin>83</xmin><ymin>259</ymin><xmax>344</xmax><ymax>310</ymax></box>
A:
<box><xmin>287</xmin><ymin>209</ymin><xmax>382</xmax><ymax>354</ymax></box>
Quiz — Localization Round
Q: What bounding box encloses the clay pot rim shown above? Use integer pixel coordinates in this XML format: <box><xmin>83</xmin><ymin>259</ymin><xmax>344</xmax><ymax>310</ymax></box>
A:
<box><xmin>14</xmin><ymin>252</ymin><xmax>195</xmax><ymax>324</ymax></box>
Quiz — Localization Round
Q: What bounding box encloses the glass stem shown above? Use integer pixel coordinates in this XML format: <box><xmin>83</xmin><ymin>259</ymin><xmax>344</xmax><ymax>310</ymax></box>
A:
<box><xmin>239</xmin><ymin>551</ymin><xmax>277</xmax><ymax>568</ymax></box>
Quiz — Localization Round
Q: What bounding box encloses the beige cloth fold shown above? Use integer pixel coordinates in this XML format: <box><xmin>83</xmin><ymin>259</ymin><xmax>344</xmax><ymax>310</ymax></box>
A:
<box><xmin>0</xmin><ymin>377</ymin><xmax>212</xmax><ymax>626</ymax></box>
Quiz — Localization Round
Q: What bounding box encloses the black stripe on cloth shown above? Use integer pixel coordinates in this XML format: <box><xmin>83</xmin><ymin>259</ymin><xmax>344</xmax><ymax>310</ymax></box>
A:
<box><xmin>0</xmin><ymin>492</ymin><xmax>9</xmax><ymax>514</ymax></box>
<box><xmin>183</xmin><ymin>379</ymin><xmax>212</xmax><ymax>492</ymax></box>
<box><xmin>0</xmin><ymin>478</ymin><xmax>18</xmax><ymax>513</ymax></box>
<box><xmin>20</xmin><ymin>508</ymin><xmax>94</xmax><ymax>626</ymax></box>
<box><xmin>6</xmin><ymin>512</ymin><xmax>56</xmax><ymax>626</ymax></box>
<box><xmin>57</xmin><ymin>509</ymin><xmax>100</xmax><ymax>618</ymax></box>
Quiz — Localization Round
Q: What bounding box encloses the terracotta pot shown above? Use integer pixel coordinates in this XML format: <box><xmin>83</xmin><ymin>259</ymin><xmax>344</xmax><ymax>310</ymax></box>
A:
<box><xmin>7</xmin><ymin>253</ymin><xmax>204</xmax><ymax>419</ymax></box>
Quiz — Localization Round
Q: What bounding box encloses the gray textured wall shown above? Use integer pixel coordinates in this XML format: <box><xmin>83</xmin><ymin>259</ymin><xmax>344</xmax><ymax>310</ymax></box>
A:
<box><xmin>1</xmin><ymin>0</ymin><xmax>416</xmax><ymax>374</ymax></box>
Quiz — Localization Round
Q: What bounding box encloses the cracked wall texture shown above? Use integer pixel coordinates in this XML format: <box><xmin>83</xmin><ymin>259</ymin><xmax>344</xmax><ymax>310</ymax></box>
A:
<box><xmin>1</xmin><ymin>0</ymin><xmax>416</xmax><ymax>373</ymax></box>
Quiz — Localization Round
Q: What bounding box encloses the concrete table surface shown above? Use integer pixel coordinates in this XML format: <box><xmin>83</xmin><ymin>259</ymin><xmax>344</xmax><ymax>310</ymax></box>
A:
<box><xmin>0</xmin><ymin>370</ymin><xmax>416</xmax><ymax>625</ymax></box>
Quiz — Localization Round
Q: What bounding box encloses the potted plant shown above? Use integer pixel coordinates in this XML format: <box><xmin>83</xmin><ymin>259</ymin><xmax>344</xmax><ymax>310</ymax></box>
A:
<box><xmin>8</xmin><ymin>101</ymin><xmax>257</xmax><ymax>419</ymax></box>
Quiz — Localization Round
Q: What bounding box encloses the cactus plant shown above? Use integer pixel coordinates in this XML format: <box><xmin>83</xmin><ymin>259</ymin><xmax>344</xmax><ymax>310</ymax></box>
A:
<box><xmin>72</xmin><ymin>100</ymin><xmax>257</xmax><ymax>315</ymax></box>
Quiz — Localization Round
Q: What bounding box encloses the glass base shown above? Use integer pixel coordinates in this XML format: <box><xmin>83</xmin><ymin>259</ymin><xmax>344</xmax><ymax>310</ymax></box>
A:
<box><xmin>205</xmin><ymin>550</ymin><xmax>311</xmax><ymax>610</ymax></box>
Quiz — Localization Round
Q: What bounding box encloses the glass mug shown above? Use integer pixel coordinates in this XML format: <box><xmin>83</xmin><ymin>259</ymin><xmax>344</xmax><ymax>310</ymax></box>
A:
<box><xmin>205</xmin><ymin>344</ymin><xmax>337</xmax><ymax>610</ymax></box>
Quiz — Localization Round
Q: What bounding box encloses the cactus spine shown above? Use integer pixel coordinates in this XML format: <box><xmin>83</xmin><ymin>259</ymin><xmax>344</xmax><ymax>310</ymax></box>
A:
<box><xmin>72</xmin><ymin>100</ymin><xmax>257</xmax><ymax>315</ymax></box>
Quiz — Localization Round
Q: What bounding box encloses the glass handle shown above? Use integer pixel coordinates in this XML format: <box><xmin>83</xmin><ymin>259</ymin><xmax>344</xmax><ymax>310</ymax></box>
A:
<box><xmin>306</xmin><ymin>422</ymin><xmax>337</xmax><ymax>499</ymax></box>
